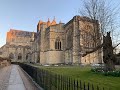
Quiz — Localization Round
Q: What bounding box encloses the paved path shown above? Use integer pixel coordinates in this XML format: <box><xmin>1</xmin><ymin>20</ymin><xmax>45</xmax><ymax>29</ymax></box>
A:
<box><xmin>0</xmin><ymin>65</ymin><xmax>40</xmax><ymax>90</ymax></box>
<box><xmin>7</xmin><ymin>65</ymin><xmax>26</xmax><ymax>90</ymax></box>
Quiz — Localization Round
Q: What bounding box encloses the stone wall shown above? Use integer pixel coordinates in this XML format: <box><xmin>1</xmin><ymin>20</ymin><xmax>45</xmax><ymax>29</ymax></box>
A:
<box><xmin>46</xmin><ymin>51</ymin><xmax>64</xmax><ymax>64</ymax></box>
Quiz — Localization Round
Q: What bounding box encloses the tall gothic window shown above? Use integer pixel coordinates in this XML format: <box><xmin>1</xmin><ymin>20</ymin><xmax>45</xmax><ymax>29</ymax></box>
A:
<box><xmin>55</xmin><ymin>37</ymin><xmax>61</xmax><ymax>50</ymax></box>
<box><xmin>59</xmin><ymin>41</ymin><xmax>61</xmax><ymax>50</ymax></box>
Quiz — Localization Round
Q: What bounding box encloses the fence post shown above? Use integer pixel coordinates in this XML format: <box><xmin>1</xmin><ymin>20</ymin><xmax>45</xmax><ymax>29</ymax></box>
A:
<box><xmin>66</xmin><ymin>77</ymin><xmax>68</xmax><ymax>90</ymax></box>
<box><xmin>63</xmin><ymin>76</ymin><xmax>64</xmax><ymax>90</ymax></box>
<box><xmin>56</xmin><ymin>74</ymin><xmax>58</xmax><ymax>90</ymax></box>
<box><xmin>48</xmin><ymin>71</ymin><xmax>50</xmax><ymax>90</ymax></box>
<box><xmin>58</xmin><ymin>75</ymin><xmax>60</xmax><ymax>90</ymax></box>
<box><xmin>60</xmin><ymin>75</ymin><xmax>62</xmax><ymax>90</ymax></box>
<box><xmin>44</xmin><ymin>70</ymin><xmax>47</xmax><ymax>90</ymax></box>
<box><xmin>103</xmin><ymin>87</ymin><xmax>104</xmax><ymax>90</ymax></box>
<box><xmin>50</xmin><ymin>73</ymin><xmax>52</xmax><ymax>90</ymax></box>
<box><xmin>43</xmin><ymin>70</ymin><xmax>45</xmax><ymax>89</ymax></box>
<box><xmin>40</xmin><ymin>69</ymin><xmax>42</xmax><ymax>87</ymax></box>
<box><xmin>66</xmin><ymin>77</ymin><xmax>69</xmax><ymax>90</ymax></box>
<box><xmin>74</xmin><ymin>79</ymin><xmax>76</xmax><ymax>90</ymax></box>
<box><xmin>97</xmin><ymin>85</ymin><xmax>99</xmax><ymax>90</ymax></box>
<box><xmin>80</xmin><ymin>80</ymin><xmax>82</xmax><ymax>90</ymax></box>
<box><xmin>68</xmin><ymin>77</ymin><xmax>71</xmax><ymax>90</ymax></box>
<box><xmin>71</xmin><ymin>78</ymin><xmax>73</xmax><ymax>90</ymax></box>
<box><xmin>84</xmin><ymin>82</ymin><xmax>86</xmax><ymax>90</ymax></box>
<box><xmin>92</xmin><ymin>84</ymin><xmax>94</xmax><ymax>90</ymax></box>
<box><xmin>88</xmin><ymin>83</ymin><xmax>90</xmax><ymax>90</ymax></box>
<box><xmin>64</xmin><ymin>76</ymin><xmax>66</xmax><ymax>90</ymax></box>
<box><xmin>55</xmin><ymin>74</ymin><xmax>57</xmax><ymax>90</ymax></box>
<box><xmin>76</xmin><ymin>80</ymin><xmax>78</xmax><ymax>90</ymax></box>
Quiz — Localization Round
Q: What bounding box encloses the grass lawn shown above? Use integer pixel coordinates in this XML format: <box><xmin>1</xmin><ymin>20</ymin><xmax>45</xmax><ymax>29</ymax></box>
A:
<box><xmin>32</xmin><ymin>65</ymin><xmax>120</xmax><ymax>90</ymax></box>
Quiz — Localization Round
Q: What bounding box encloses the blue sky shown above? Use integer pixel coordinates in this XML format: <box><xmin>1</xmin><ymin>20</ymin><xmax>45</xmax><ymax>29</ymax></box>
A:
<box><xmin>0</xmin><ymin>0</ymin><xmax>120</xmax><ymax>47</ymax></box>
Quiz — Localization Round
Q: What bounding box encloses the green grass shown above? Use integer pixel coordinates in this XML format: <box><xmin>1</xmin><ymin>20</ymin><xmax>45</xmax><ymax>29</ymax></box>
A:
<box><xmin>32</xmin><ymin>65</ymin><xmax>120</xmax><ymax>90</ymax></box>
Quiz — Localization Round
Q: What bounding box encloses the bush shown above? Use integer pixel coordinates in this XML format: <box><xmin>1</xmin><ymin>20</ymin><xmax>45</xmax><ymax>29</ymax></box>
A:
<box><xmin>91</xmin><ymin>68</ymin><xmax>120</xmax><ymax>77</ymax></box>
<box><xmin>104</xmin><ymin>71</ymin><xmax>120</xmax><ymax>77</ymax></box>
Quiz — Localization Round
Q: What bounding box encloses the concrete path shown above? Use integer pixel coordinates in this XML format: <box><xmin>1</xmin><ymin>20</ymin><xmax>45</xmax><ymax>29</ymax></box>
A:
<box><xmin>7</xmin><ymin>65</ymin><xmax>26</xmax><ymax>90</ymax></box>
<box><xmin>0</xmin><ymin>65</ymin><xmax>40</xmax><ymax>90</ymax></box>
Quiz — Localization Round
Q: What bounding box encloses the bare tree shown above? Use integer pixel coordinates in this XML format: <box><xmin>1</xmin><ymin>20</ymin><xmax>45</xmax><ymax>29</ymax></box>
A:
<box><xmin>79</xmin><ymin>0</ymin><xmax>120</xmax><ymax>71</ymax></box>
<box><xmin>80</xmin><ymin>0</ymin><xmax>119</xmax><ymax>35</ymax></box>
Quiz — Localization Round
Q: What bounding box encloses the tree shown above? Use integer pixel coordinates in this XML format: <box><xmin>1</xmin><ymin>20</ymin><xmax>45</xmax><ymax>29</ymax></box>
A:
<box><xmin>79</xmin><ymin>0</ymin><xmax>120</xmax><ymax>71</ymax></box>
<box><xmin>80</xmin><ymin>0</ymin><xmax>119</xmax><ymax>35</ymax></box>
<box><xmin>103</xmin><ymin>32</ymin><xmax>116</xmax><ymax>71</ymax></box>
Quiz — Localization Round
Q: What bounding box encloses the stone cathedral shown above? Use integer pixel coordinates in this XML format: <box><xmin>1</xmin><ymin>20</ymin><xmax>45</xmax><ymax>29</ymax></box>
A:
<box><xmin>0</xmin><ymin>16</ymin><xmax>101</xmax><ymax>65</ymax></box>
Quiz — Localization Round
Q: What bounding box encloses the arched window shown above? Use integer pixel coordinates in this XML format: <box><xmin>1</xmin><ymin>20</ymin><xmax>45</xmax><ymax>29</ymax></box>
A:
<box><xmin>59</xmin><ymin>42</ymin><xmax>61</xmax><ymax>50</ymax></box>
<box><xmin>18</xmin><ymin>53</ymin><xmax>22</xmax><ymax>60</ymax></box>
<box><xmin>58</xmin><ymin>41</ymin><xmax>60</xmax><ymax>50</ymax></box>
<box><xmin>55</xmin><ymin>37</ymin><xmax>61</xmax><ymax>50</ymax></box>
<box><xmin>55</xmin><ymin>42</ymin><xmax>57</xmax><ymax>49</ymax></box>
<box><xmin>9</xmin><ymin>53</ymin><xmax>14</xmax><ymax>59</ymax></box>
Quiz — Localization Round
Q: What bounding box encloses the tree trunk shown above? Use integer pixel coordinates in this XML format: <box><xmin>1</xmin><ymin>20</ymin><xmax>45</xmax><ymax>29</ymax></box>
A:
<box><xmin>105</xmin><ymin>60</ymin><xmax>115</xmax><ymax>71</ymax></box>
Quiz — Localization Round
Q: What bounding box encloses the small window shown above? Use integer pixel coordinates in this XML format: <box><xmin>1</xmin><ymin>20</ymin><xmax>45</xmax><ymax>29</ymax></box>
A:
<box><xmin>9</xmin><ymin>53</ymin><xmax>14</xmax><ymax>59</ymax></box>
<box><xmin>26</xmin><ymin>54</ymin><xmax>28</xmax><ymax>60</ymax></box>
<box><xmin>18</xmin><ymin>53</ymin><xmax>22</xmax><ymax>60</ymax></box>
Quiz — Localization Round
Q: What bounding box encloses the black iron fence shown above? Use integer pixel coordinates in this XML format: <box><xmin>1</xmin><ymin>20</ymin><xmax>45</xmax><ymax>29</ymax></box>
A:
<box><xmin>16</xmin><ymin>63</ymin><xmax>108</xmax><ymax>90</ymax></box>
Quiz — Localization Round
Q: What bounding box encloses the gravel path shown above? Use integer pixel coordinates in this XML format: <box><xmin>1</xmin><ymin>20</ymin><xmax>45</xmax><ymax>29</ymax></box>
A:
<box><xmin>0</xmin><ymin>66</ymin><xmax>11</xmax><ymax>90</ymax></box>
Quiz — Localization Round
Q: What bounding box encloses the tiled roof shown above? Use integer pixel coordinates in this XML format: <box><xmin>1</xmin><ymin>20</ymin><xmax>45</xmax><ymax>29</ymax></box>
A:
<box><xmin>9</xmin><ymin>29</ymin><xmax>34</xmax><ymax>37</ymax></box>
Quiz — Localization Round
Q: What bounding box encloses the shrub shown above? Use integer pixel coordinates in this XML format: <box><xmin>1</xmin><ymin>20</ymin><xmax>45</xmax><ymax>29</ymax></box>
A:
<box><xmin>104</xmin><ymin>71</ymin><xmax>120</xmax><ymax>77</ymax></box>
<box><xmin>91</xmin><ymin>68</ymin><xmax>120</xmax><ymax>77</ymax></box>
